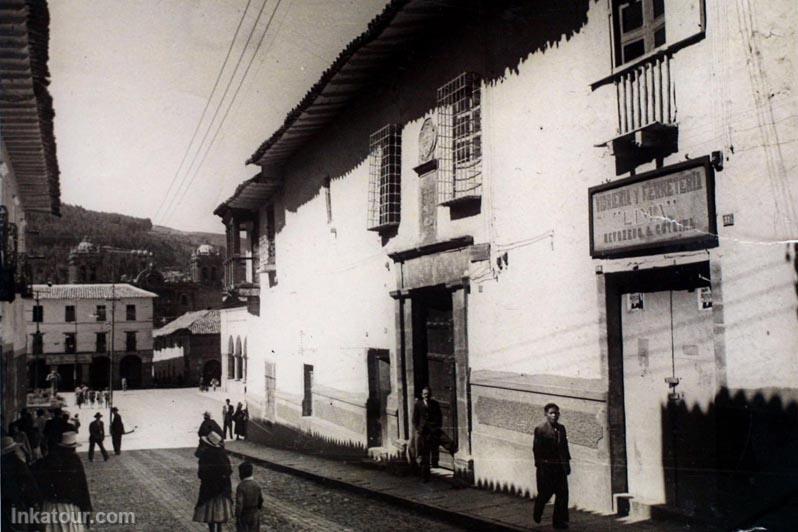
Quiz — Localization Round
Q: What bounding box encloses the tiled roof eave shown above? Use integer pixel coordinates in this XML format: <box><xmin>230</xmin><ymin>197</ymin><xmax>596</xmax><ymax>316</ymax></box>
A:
<box><xmin>0</xmin><ymin>0</ymin><xmax>61</xmax><ymax>216</ymax></box>
<box><xmin>246</xmin><ymin>0</ymin><xmax>457</xmax><ymax>169</ymax></box>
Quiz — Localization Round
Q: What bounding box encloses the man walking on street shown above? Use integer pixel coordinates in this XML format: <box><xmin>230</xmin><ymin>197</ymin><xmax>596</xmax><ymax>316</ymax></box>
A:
<box><xmin>222</xmin><ymin>399</ymin><xmax>234</xmax><ymax>439</ymax></box>
<box><xmin>533</xmin><ymin>403</ymin><xmax>571</xmax><ymax>529</ymax></box>
<box><xmin>88</xmin><ymin>412</ymin><xmax>109</xmax><ymax>462</ymax></box>
<box><xmin>110</xmin><ymin>407</ymin><xmax>135</xmax><ymax>455</ymax></box>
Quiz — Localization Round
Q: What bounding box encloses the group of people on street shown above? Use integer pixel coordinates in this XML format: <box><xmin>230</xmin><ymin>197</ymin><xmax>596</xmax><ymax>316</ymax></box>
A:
<box><xmin>2</xmin><ymin>407</ymin><xmax>93</xmax><ymax>531</ymax></box>
<box><xmin>412</xmin><ymin>388</ymin><xmax>571</xmax><ymax>529</ymax></box>
<box><xmin>88</xmin><ymin>408</ymin><xmax>135</xmax><ymax>461</ymax></box>
<box><xmin>193</xmin><ymin>408</ymin><xmax>263</xmax><ymax>531</ymax></box>
<box><xmin>222</xmin><ymin>399</ymin><xmax>249</xmax><ymax>440</ymax></box>
<box><xmin>74</xmin><ymin>385</ymin><xmax>111</xmax><ymax>409</ymax></box>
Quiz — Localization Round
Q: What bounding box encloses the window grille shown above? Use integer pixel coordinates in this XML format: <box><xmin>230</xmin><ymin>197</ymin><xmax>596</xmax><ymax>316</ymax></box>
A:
<box><xmin>367</xmin><ymin>124</ymin><xmax>401</xmax><ymax>231</ymax></box>
<box><xmin>437</xmin><ymin>72</ymin><xmax>482</xmax><ymax>204</ymax></box>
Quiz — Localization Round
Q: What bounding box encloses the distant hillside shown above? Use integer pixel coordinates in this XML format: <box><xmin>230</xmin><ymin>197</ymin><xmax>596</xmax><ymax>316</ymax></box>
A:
<box><xmin>27</xmin><ymin>204</ymin><xmax>225</xmax><ymax>284</ymax></box>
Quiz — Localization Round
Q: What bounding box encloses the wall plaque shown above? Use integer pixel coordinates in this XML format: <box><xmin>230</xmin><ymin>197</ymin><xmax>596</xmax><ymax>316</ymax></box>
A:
<box><xmin>418</xmin><ymin>118</ymin><xmax>437</xmax><ymax>164</ymax></box>
<box><xmin>589</xmin><ymin>157</ymin><xmax>717</xmax><ymax>258</ymax></box>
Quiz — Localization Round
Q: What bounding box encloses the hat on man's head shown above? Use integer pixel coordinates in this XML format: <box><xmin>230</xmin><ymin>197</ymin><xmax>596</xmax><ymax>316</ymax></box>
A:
<box><xmin>58</xmin><ymin>432</ymin><xmax>81</xmax><ymax>448</ymax></box>
<box><xmin>1</xmin><ymin>436</ymin><xmax>21</xmax><ymax>455</ymax></box>
<box><xmin>203</xmin><ymin>411</ymin><xmax>211</xmax><ymax>418</ymax></box>
<box><xmin>94</xmin><ymin>412</ymin><xmax>102</xmax><ymax>419</ymax></box>
<box><xmin>201</xmin><ymin>431</ymin><xmax>224</xmax><ymax>448</ymax></box>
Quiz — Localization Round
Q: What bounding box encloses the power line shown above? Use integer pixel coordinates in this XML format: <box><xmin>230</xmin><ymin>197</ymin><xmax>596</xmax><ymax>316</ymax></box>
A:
<box><xmin>160</xmin><ymin>0</ymin><xmax>275</xmax><ymax>225</ymax></box>
<box><xmin>152</xmin><ymin>0</ymin><xmax>254</xmax><ymax>223</ymax></box>
<box><xmin>167</xmin><ymin>0</ymin><xmax>284</xmax><ymax>223</ymax></box>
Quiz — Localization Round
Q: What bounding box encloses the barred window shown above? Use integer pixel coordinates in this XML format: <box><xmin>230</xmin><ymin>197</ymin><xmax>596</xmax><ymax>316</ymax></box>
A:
<box><xmin>367</xmin><ymin>124</ymin><xmax>401</xmax><ymax>231</ymax></box>
<box><xmin>437</xmin><ymin>72</ymin><xmax>482</xmax><ymax>205</ymax></box>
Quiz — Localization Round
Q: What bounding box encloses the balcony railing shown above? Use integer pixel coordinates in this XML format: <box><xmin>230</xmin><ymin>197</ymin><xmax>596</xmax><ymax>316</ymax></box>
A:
<box><xmin>224</xmin><ymin>255</ymin><xmax>259</xmax><ymax>292</ymax></box>
<box><xmin>615</xmin><ymin>52</ymin><xmax>675</xmax><ymax>136</ymax></box>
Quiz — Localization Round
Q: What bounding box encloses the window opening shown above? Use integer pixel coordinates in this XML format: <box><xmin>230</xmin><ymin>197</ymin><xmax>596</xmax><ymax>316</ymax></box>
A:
<box><xmin>367</xmin><ymin>124</ymin><xmax>401</xmax><ymax>231</ymax></box>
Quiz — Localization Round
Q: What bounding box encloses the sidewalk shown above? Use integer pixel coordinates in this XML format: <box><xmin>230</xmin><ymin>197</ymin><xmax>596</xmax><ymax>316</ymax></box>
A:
<box><xmin>225</xmin><ymin>429</ymin><xmax>706</xmax><ymax>531</ymax></box>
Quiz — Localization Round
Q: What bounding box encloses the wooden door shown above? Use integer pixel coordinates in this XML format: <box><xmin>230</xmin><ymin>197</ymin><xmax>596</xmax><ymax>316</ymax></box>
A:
<box><xmin>622</xmin><ymin>288</ymin><xmax>714</xmax><ymax>505</ymax></box>
<box><xmin>367</xmin><ymin>349</ymin><xmax>391</xmax><ymax>448</ymax></box>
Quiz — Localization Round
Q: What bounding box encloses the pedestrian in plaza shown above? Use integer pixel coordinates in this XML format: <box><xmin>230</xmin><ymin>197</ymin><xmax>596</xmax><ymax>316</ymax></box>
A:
<box><xmin>222</xmin><ymin>399</ymin><xmax>234</xmax><ymax>439</ymax></box>
<box><xmin>103</xmin><ymin>388</ymin><xmax>110</xmax><ymax>408</ymax></box>
<box><xmin>121</xmin><ymin>377</ymin><xmax>128</xmax><ymax>391</ymax></box>
<box><xmin>532</xmin><ymin>403</ymin><xmax>571</xmax><ymax>530</ymax></box>
<box><xmin>34</xmin><ymin>431</ymin><xmax>92</xmax><ymax>531</ymax></box>
<box><xmin>43</xmin><ymin>408</ymin><xmax>65</xmax><ymax>454</ymax></box>
<box><xmin>235</xmin><ymin>461</ymin><xmax>263</xmax><ymax>532</ymax></box>
<box><xmin>2</xmin><ymin>435</ymin><xmax>41</xmax><ymax>531</ymax></box>
<box><xmin>88</xmin><ymin>389</ymin><xmax>96</xmax><ymax>407</ymax></box>
<box><xmin>88</xmin><ymin>412</ymin><xmax>109</xmax><ymax>462</ymax></box>
<box><xmin>34</xmin><ymin>408</ymin><xmax>48</xmax><ymax>459</ymax></box>
<box><xmin>110</xmin><ymin>407</ymin><xmax>135</xmax><ymax>455</ymax></box>
<box><xmin>193</xmin><ymin>431</ymin><xmax>233</xmax><ymax>532</ymax></box>
<box><xmin>9</xmin><ymin>420</ymin><xmax>33</xmax><ymax>464</ymax></box>
<box><xmin>233</xmin><ymin>402</ymin><xmax>248</xmax><ymax>441</ymax></box>
<box><xmin>196</xmin><ymin>411</ymin><xmax>223</xmax><ymax>457</ymax></box>
<box><xmin>411</xmin><ymin>386</ymin><xmax>453</xmax><ymax>482</ymax></box>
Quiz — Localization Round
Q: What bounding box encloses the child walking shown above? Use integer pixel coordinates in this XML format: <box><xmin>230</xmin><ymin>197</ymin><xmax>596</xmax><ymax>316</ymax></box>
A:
<box><xmin>235</xmin><ymin>461</ymin><xmax>263</xmax><ymax>532</ymax></box>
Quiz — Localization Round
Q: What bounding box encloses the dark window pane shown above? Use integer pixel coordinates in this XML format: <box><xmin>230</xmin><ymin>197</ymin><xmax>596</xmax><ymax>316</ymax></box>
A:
<box><xmin>623</xmin><ymin>39</ymin><xmax>645</xmax><ymax>62</ymax></box>
<box><xmin>654</xmin><ymin>26</ymin><xmax>666</xmax><ymax>47</ymax></box>
<box><xmin>621</xmin><ymin>1</ymin><xmax>643</xmax><ymax>33</ymax></box>
<box><xmin>653</xmin><ymin>0</ymin><xmax>664</xmax><ymax>18</ymax></box>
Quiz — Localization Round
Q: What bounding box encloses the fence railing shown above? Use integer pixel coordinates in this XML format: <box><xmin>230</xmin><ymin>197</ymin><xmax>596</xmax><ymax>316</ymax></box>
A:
<box><xmin>615</xmin><ymin>52</ymin><xmax>676</xmax><ymax>136</ymax></box>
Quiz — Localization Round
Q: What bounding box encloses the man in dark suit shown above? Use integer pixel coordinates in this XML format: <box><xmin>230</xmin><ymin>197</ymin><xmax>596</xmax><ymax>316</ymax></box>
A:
<box><xmin>412</xmin><ymin>386</ymin><xmax>443</xmax><ymax>482</ymax></box>
<box><xmin>110</xmin><ymin>407</ymin><xmax>135</xmax><ymax>455</ymax></box>
<box><xmin>88</xmin><ymin>412</ymin><xmax>109</xmax><ymax>462</ymax></box>
<box><xmin>533</xmin><ymin>403</ymin><xmax>571</xmax><ymax>529</ymax></box>
<box><xmin>222</xmin><ymin>399</ymin><xmax>234</xmax><ymax>440</ymax></box>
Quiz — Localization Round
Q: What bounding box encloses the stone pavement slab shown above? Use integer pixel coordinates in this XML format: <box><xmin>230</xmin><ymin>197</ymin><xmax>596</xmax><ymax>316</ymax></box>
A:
<box><xmin>225</xmin><ymin>439</ymin><xmax>709</xmax><ymax>531</ymax></box>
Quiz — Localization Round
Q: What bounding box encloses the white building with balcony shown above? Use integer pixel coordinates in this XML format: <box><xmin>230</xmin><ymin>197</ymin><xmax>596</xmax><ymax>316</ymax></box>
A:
<box><xmin>214</xmin><ymin>0</ymin><xmax>797</xmax><ymax>523</ymax></box>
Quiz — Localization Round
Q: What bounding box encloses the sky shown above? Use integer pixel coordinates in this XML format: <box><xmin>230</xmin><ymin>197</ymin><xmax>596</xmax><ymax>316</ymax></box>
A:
<box><xmin>49</xmin><ymin>0</ymin><xmax>387</xmax><ymax>233</ymax></box>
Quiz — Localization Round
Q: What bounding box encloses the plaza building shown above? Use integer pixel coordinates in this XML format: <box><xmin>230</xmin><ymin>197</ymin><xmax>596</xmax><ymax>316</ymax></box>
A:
<box><xmin>26</xmin><ymin>284</ymin><xmax>157</xmax><ymax>390</ymax></box>
<box><xmin>152</xmin><ymin>309</ymin><xmax>221</xmax><ymax>388</ymax></box>
<box><xmin>214</xmin><ymin>0</ymin><xmax>797</xmax><ymax>522</ymax></box>
<box><xmin>0</xmin><ymin>0</ymin><xmax>62</xmax><ymax>424</ymax></box>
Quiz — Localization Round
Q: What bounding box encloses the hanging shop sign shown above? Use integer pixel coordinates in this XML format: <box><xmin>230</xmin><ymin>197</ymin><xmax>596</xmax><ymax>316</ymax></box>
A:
<box><xmin>589</xmin><ymin>157</ymin><xmax>718</xmax><ymax>258</ymax></box>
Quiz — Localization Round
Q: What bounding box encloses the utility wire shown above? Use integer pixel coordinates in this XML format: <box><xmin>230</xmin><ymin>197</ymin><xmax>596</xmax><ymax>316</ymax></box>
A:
<box><xmin>167</xmin><ymin>0</ymin><xmax>284</xmax><ymax>222</ymax></box>
<box><xmin>159</xmin><ymin>0</ymin><xmax>272</xmax><ymax>225</ymax></box>
<box><xmin>153</xmin><ymin>0</ymin><xmax>254</xmax><ymax>223</ymax></box>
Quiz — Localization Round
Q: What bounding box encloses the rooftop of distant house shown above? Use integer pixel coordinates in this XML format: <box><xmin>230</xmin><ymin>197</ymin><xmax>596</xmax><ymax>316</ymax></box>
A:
<box><xmin>31</xmin><ymin>284</ymin><xmax>158</xmax><ymax>300</ymax></box>
<box><xmin>154</xmin><ymin>309</ymin><xmax>220</xmax><ymax>337</ymax></box>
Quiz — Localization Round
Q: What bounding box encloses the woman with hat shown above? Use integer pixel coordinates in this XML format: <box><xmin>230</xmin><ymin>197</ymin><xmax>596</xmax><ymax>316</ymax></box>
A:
<box><xmin>34</xmin><ymin>431</ymin><xmax>92</xmax><ymax>531</ymax></box>
<box><xmin>2</xmin><ymin>435</ymin><xmax>41</xmax><ymax>530</ymax></box>
<box><xmin>233</xmin><ymin>402</ymin><xmax>249</xmax><ymax>441</ymax></box>
<box><xmin>193</xmin><ymin>431</ymin><xmax>233</xmax><ymax>531</ymax></box>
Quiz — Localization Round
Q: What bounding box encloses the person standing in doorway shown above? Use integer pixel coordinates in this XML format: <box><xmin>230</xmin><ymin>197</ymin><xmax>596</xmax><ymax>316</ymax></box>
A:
<box><xmin>110</xmin><ymin>407</ymin><xmax>135</xmax><ymax>455</ymax></box>
<box><xmin>222</xmin><ymin>399</ymin><xmax>234</xmax><ymax>440</ymax></box>
<box><xmin>88</xmin><ymin>412</ymin><xmax>109</xmax><ymax>462</ymax></box>
<box><xmin>412</xmin><ymin>386</ymin><xmax>442</xmax><ymax>482</ymax></box>
<box><xmin>532</xmin><ymin>403</ymin><xmax>571</xmax><ymax>529</ymax></box>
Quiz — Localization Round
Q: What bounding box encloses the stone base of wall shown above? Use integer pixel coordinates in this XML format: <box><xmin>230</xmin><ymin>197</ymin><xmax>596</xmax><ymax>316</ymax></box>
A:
<box><xmin>470</xmin><ymin>370</ymin><xmax>612</xmax><ymax>514</ymax></box>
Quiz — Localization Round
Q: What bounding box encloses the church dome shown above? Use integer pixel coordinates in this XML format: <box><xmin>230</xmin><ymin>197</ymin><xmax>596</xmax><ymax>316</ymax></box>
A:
<box><xmin>196</xmin><ymin>244</ymin><xmax>215</xmax><ymax>255</ymax></box>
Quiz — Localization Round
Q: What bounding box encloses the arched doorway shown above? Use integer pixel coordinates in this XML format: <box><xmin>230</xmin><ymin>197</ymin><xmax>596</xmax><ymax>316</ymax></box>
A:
<box><xmin>90</xmin><ymin>356</ymin><xmax>111</xmax><ymax>389</ymax></box>
<box><xmin>119</xmin><ymin>355</ymin><xmax>143</xmax><ymax>389</ymax></box>
<box><xmin>203</xmin><ymin>360</ymin><xmax>221</xmax><ymax>386</ymax></box>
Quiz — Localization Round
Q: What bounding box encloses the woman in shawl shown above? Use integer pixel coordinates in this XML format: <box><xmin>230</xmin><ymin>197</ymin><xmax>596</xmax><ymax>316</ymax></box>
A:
<box><xmin>34</xmin><ymin>431</ymin><xmax>92</xmax><ymax>531</ymax></box>
<box><xmin>193</xmin><ymin>431</ymin><xmax>233</xmax><ymax>531</ymax></box>
<box><xmin>233</xmin><ymin>402</ymin><xmax>249</xmax><ymax>441</ymax></box>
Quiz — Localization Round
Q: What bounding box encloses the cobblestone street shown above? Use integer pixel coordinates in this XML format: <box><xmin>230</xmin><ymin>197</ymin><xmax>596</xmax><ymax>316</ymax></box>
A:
<box><xmin>83</xmin><ymin>447</ymin><xmax>464</xmax><ymax>531</ymax></box>
<box><xmin>66</xmin><ymin>389</ymin><xmax>463</xmax><ymax>530</ymax></box>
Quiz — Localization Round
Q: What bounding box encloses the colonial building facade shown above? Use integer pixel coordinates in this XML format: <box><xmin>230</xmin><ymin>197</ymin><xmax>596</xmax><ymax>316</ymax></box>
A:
<box><xmin>0</xmin><ymin>0</ymin><xmax>62</xmax><ymax>424</ymax></box>
<box><xmin>215</xmin><ymin>0</ymin><xmax>797</xmax><ymax>522</ymax></box>
<box><xmin>26</xmin><ymin>284</ymin><xmax>156</xmax><ymax>390</ymax></box>
<box><xmin>152</xmin><ymin>309</ymin><xmax>221</xmax><ymax>387</ymax></box>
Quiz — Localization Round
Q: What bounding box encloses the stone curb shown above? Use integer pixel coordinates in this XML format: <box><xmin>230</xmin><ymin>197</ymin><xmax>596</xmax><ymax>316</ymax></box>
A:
<box><xmin>225</xmin><ymin>447</ymin><xmax>528</xmax><ymax>532</ymax></box>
